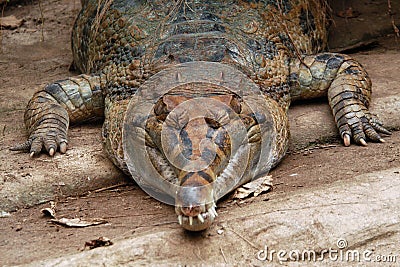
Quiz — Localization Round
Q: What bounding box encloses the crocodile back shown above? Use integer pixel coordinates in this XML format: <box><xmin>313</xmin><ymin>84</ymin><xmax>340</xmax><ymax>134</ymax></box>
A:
<box><xmin>71</xmin><ymin>0</ymin><xmax>328</xmax><ymax>101</ymax></box>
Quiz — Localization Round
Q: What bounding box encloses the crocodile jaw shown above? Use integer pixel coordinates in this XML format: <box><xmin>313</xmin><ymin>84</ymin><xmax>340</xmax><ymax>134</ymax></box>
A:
<box><xmin>175</xmin><ymin>202</ymin><xmax>217</xmax><ymax>231</ymax></box>
<box><xmin>174</xmin><ymin>177</ymin><xmax>217</xmax><ymax>231</ymax></box>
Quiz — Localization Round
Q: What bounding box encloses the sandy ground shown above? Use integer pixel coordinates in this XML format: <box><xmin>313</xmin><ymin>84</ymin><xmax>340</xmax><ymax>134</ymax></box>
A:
<box><xmin>0</xmin><ymin>0</ymin><xmax>399</xmax><ymax>266</ymax></box>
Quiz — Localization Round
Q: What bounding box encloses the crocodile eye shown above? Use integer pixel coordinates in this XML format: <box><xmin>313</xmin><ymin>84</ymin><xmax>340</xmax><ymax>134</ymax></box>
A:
<box><xmin>205</xmin><ymin>109</ymin><xmax>229</xmax><ymax>129</ymax></box>
<box><xmin>154</xmin><ymin>94</ymin><xmax>191</xmax><ymax>121</ymax></box>
<box><xmin>165</xmin><ymin>109</ymin><xmax>189</xmax><ymax>129</ymax></box>
<box><xmin>205</xmin><ymin>117</ymin><xmax>222</xmax><ymax>129</ymax></box>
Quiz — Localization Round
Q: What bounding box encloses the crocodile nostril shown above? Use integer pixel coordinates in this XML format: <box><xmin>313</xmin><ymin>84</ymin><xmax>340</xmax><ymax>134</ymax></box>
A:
<box><xmin>181</xmin><ymin>205</ymin><xmax>201</xmax><ymax>217</ymax></box>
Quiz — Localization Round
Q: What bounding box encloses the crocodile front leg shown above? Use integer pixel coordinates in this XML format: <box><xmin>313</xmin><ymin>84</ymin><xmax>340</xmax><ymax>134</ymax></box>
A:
<box><xmin>289</xmin><ymin>53</ymin><xmax>390</xmax><ymax>146</ymax></box>
<box><xmin>11</xmin><ymin>74</ymin><xmax>105</xmax><ymax>156</ymax></box>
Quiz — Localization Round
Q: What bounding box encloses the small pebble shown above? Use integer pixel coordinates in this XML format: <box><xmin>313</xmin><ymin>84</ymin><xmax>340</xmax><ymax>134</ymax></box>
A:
<box><xmin>0</xmin><ymin>211</ymin><xmax>11</xmax><ymax>218</ymax></box>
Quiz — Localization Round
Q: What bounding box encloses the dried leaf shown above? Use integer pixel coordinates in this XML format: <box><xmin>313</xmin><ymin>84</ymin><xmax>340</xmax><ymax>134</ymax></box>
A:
<box><xmin>41</xmin><ymin>201</ymin><xmax>56</xmax><ymax>218</ymax></box>
<box><xmin>233</xmin><ymin>175</ymin><xmax>273</xmax><ymax>199</ymax></box>
<box><xmin>84</xmin><ymin>237</ymin><xmax>113</xmax><ymax>249</ymax></box>
<box><xmin>41</xmin><ymin>208</ymin><xmax>56</xmax><ymax>218</ymax></box>
<box><xmin>0</xmin><ymin>15</ymin><xmax>24</xmax><ymax>29</ymax></box>
<box><xmin>51</xmin><ymin>217</ymin><xmax>107</xmax><ymax>227</ymax></box>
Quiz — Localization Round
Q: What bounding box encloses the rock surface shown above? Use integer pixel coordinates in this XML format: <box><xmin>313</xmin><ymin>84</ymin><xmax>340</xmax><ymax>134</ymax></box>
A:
<box><xmin>21</xmin><ymin>168</ymin><xmax>400</xmax><ymax>266</ymax></box>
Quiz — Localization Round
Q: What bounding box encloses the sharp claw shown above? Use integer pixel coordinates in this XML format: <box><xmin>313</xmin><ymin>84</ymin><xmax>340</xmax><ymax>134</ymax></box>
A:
<box><xmin>30</xmin><ymin>152</ymin><xmax>35</xmax><ymax>158</ymax></box>
<box><xmin>380</xmin><ymin>127</ymin><xmax>392</xmax><ymax>135</ymax></box>
<box><xmin>49</xmin><ymin>148</ymin><xmax>55</xmax><ymax>156</ymax></box>
<box><xmin>343</xmin><ymin>134</ymin><xmax>351</xmax><ymax>147</ymax></box>
<box><xmin>379</xmin><ymin>138</ymin><xmax>386</xmax><ymax>143</ymax></box>
<box><xmin>360</xmin><ymin>138</ymin><xmax>367</xmax><ymax>146</ymax></box>
<box><xmin>373</xmin><ymin>124</ymin><xmax>391</xmax><ymax>135</ymax></box>
<box><xmin>198</xmin><ymin>214</ymin><xmax>205</xmax><ymax>223</ymax></box>
<box><xmin>213</xmin><ymin>207</ymin><xmax>218</xmax><ymax>217</ymax></box>
<box><xmin>60</xmin><ymin>143</ymin><xmax>67</xmax><ymax>154</ymax></box>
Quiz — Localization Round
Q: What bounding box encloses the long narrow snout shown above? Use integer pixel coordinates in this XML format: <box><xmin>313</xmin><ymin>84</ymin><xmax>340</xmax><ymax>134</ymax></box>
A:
<box><xmin>162</xmin><ymin>99</ymin><xmax>232</xmax><ymax>231</ymax></box>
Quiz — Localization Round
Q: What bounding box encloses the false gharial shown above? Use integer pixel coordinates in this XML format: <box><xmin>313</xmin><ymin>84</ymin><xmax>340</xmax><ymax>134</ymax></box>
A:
<box><xmin>11</xmin><ymin>0</ymin><xmax>391</xmax><ymax>231</ymax></box>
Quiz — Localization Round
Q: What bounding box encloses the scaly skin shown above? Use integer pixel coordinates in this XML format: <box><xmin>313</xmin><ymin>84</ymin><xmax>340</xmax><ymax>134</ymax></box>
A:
<box><xmin>11</xmin><ymin>0</ymin><xmax>390</xmax><ymax>231</ymax></box>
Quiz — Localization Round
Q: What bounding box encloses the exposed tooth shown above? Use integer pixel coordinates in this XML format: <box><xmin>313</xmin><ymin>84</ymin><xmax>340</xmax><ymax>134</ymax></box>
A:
<box><xmin>208</xmin><ymin>209</ymin><xmax>215</xmax><ymax>219</ymax></box>
<box><xmin>198</xmin><ymin>214</ymin><xmax>205</xmax><ymax>223</ymax></box>
<box><xmin>189</xmin><ymin>216</ymin><xmax>193</xmax><ymax>225</ymax></box>
<box><xmin>178</xmin><ymin>215</ymin><xmax>183</xmax><ymax>225</ymax></box>
<box><xmin>210</xmin><ymin>206</ymin><xmax>218</xmax><ymax>217</ymax></box>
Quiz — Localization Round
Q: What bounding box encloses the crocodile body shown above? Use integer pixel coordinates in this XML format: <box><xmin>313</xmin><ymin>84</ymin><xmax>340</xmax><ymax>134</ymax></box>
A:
<box><xmin>12</xmin><ymin>0</ymin><xmax>390</xmax><ymax>231</ymax></box>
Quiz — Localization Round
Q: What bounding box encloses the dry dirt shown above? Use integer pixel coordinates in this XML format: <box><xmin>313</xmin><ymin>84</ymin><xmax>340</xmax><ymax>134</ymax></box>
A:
<box><xmin>0</xmin><ymin>0</ymin><xmax>399</xmax><ymax>266</ymax></box>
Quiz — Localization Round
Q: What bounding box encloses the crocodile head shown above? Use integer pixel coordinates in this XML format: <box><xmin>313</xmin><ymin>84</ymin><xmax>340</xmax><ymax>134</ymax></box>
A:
<box><xmin>159</xmin><ymin>92</ymin><xmax>239</xmax><ymax>231</ymax></box>
<box><xmin>123</xmin><ymin>62</ymin><xmax>277</xmax><ymax>231</ymax></box>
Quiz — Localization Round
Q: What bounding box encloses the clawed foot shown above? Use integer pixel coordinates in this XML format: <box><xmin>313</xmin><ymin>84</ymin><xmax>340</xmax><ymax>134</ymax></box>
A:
<box><xmin>339</xmin><ymin>113</ymin><xmax>391</xmax><ymax>147</ymax></box>
<box><xmin>10</xmin><ymin>130</ymin><xmax>68</xmax><ymax>157</ymax></box>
